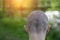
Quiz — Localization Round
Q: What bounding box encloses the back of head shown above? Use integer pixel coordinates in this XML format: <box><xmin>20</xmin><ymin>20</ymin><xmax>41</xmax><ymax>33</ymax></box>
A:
<box><xmin>27</xmin><ymin>10</ymin><xmax>48</xmax><ymax>33</ymax></box>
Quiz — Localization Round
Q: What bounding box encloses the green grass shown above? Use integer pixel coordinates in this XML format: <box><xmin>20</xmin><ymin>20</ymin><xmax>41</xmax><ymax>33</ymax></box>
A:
<box><xmin>0</xmin><ymin>18</ymin><xmax>28</xmax><ymax>40</ymax></box>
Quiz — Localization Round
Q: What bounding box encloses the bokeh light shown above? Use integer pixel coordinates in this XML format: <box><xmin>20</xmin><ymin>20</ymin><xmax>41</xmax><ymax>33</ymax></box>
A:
<box><xmin>12</xmin><ymin>0</ymin><xmax>33</xmax><ymax>8</ymax></box>
<box><xmin>12</xmin><ymin>0</ymin><xmax>23</xmax><ymax>8</ymax></box>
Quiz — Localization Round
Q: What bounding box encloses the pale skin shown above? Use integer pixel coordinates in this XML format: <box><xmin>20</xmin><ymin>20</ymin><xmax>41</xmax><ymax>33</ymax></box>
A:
<box><xmin>24</xmin><ymin>25</ymin><xmax>50</xmax><ymax>40</ymax></box>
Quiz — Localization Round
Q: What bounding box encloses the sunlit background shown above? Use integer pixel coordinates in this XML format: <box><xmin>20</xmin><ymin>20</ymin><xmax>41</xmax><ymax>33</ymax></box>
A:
<box><xmin>12</xmin><ymin>0</ymin><xmax>33</xmax><ymax>9</ymax></box>
<box><xmin>2</xmin><ymin>0</ymin><xmax>60</xmax><ymax>18</ymax></box>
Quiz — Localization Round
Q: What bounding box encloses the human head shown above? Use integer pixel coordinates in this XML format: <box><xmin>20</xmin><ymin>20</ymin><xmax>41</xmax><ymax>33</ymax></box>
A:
<box><xmin>24</xmin><ymin>10</ymin><xmax>49</xmax><ymax>40</ymax></box>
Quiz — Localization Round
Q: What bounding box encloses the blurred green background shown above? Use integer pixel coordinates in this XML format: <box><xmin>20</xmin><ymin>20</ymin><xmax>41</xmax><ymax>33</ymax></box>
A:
<box><xmin>0</xmin><ymin>0</ymin><xmax>60</xmax><ymax>40</ymax></box>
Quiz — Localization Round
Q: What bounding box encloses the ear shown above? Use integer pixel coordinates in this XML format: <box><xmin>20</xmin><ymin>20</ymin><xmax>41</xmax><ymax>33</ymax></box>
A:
<box><xmin>24</xmin><ymin>25</ymin><xmax>29</xmax><ymax>32</ymax></box>
<box><xmin>47</xmin><ymin>25</ymin><xmax>51</xmax><ymax>32</ymax></box>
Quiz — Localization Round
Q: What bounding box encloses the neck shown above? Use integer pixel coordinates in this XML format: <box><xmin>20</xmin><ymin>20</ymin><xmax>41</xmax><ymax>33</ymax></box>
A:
<box><xmin>29</xmin><ymin>32</ymin><xmax>46</xmax><ymax>40</ymax></box>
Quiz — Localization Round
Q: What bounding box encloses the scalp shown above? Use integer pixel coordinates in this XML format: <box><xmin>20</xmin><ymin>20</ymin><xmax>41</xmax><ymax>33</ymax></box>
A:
<box><xmin>27</xmin><ymin>10</ymin><xmax>48</xmax><ymax>33</ymax></box>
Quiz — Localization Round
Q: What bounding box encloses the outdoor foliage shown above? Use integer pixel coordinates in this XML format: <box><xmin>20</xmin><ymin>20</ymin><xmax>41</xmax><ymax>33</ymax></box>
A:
<box><xmin>0</xmin><ymin>0</ymin><xmax>60</xmax><ymax>40</ymax></box>
<box><xmin>0</xmin><ymin>17</ymin><xmax>60</xmax><ymax>40</ymax></box>
<box><xmin>0</xmin><ymin>18</ymin><xmax>28</xmax><ymax>40</ymax></box>
<box><xmin>46</xmin><ymin>28</ymin><xmax>60</xmax><ymax>40</ymax></box>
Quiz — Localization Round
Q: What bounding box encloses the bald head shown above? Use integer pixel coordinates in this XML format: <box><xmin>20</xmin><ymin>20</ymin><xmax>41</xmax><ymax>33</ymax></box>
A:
<box><xmin>26</xmin><ymin>10</ymin><xmax>48</xmax><ymax>33</ymax></box>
